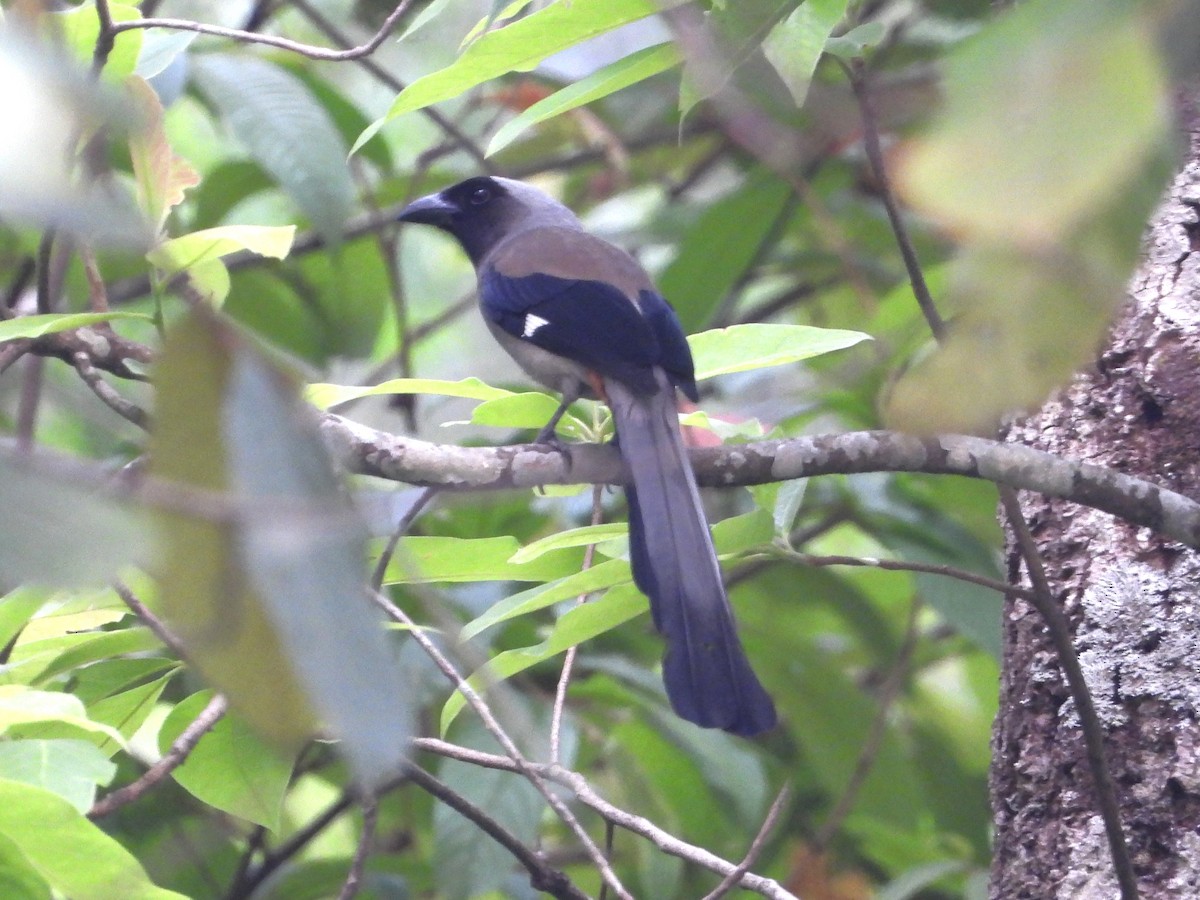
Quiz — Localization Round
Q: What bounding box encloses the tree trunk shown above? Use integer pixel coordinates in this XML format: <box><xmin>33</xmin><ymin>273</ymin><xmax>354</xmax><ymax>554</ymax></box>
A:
<box><xmin>991</xmin><ymin>107</ymin><xmax>1200</xmax><ymax>897</ymax></box>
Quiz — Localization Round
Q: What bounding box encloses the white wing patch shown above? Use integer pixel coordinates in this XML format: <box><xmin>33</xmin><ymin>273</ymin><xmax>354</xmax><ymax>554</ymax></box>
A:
<box><xmin>522</xmin><ymin>313</ymin><xmax>550</xmax><ymax>337</ymax></box>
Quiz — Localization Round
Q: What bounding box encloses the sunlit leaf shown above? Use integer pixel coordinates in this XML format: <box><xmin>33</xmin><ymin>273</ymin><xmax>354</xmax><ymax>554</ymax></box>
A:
<box><xmin>0</xmin><ymin>778</ymin><xmax>185</xmax><ymax>899</ymax></box>
<box><xmin>356</xmin><ymin>0</ymin><xmax>677</xmax><ymax>151</ymax></box>
<box><xmin>762</xmin><ymin>0</ymin><xmax>847</xmax><ymax>107</ymax></box>
<box><xmin>147</xmin><ymin>225</ymin><xmax>295</xmax><ymax>276</ymax></box>
<box><xmin>441</xmin><ymin>584</ymin><xmax>646</xmax><ymax>734</ymax></box>
<box><xmin>158</xmin><ymin>691</ymin><xmax>293</xmax><ymax>829</ymax></box>
<box><xmin>0</xmin><ymin>312</ymin><xmax>150</xmax><ymax>343</ymax></box>
<box><xmin>690</xmin><ymin>323</ymin><xmax>870</xmax><ymax>380</ymax></box>
<box><xmin>0</xmin><ymin>740</ymin><xmax>115</xmax><ymax>813</ymax></box>
<box><xmin>0</xmin><ymin>687</ymin><xmax>125</xmax><ymax>749</ymax></box>
<box><xmin>468</xmin><ymin>392</ymin><xmax>573</xmax><ymax>431</ymax></box>
<box><xmin>86</xmin><ymin>669</ymin><xmax>179</xmax><ymax>756</ymax></box>
<box><xmin>380</xmin><ymin>535</ymin><xmax>585</xmax><ymax>585</ymax></box>
<box><xmin>306</xmin><ymin>377</ymin><xmax>514</xmax><ymax>410</ymax></box>
<box><xmin>459</xmin><ymin>558</ymin><xmax>631</xmax><ymax>642</ymax></box>
<box><xmin>486</xmin><ymin>43</ymin><xmax>682</xmax><ymax>156</ymax></box>
<box><xmin>507</xmin><ymin>524</ymin><xmax>630</xmax><ymax>563</ymax></box>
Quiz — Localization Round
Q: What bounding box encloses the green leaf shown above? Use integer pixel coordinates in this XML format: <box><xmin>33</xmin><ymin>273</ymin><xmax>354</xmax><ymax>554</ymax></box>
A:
<box><xmin>191</xmin><ymin>54</ymin><xmax>356</xmax><ymax>244</ymax></box>
<box><xmin>398</xmin><ymin>0</ymin><xmax>456</xmax><ymax>41</ymax></box>
<box><xmin>0</xmin><ymin>687</ymin><xmax>126</xmax><ymax>750</ymax></box>
<box><xmin>0</xmin><ymin>588</ymin><xmax>47</xmax><ymax>653</ymax></box>
<box><xmin>761</xmin><ymin>0</ymin><xmax>847</xmax><ymax>106</ymax></box>
<box><xmin>158</xmin><ymin>691</ymin><xmax>294</xmax><ymax>830</ymax></box>
<box><xmin>678</xmin><ymin>408</ymin><xmax>766</xmax><ymax>440</ymax></box>
<box><xmin>356</xmin><ymin>0</ymin><xmax>674</xmax><ymax>151</ymax></box>
<box><xmin>0</xmin><ymin>740</ymin><xmax>115</xmax><ymax>813</ymax></box>
<box><xmin>0</xmin><ymin>832</ymin><xmax>51</xmax><ymax>900</ymax></box>
<box><xmin>468</xmin><ymin>392</ymin><xmax>579</xmax><ymax>432</ymax></box>
<box><xmin>55</xmin><ymin>2</ymin><xmax>143</xmax><ymax>81</ymax></box>
<box><xmin>0</xmin><ymin>311</ymin><xmax>151</xmax><ymax>343</ymax></box>
<box><xmin>459</xmin><ymin>558</ymin><xmax>631</xmax><ymax>641</ymax></box>
<box><xmin>151</xmin><ymin>308</ymin><xmax>411</xmax><ymax>785</ymax></box>
<box><xmin>381</xmin><ymin>535</ymin><xmax>585</xmax><ymax>585</ymax></box>
<box><xmin>306</xmin><ymin>377</ymin><xmax>513</xmax><ymax>410</ymax></box>
<box><xmin>0</xmin><ymin>778</ymin><xmax>186</xmax><ymax>899</ymax></box>
<box><xmin>507</xmin><ymin>524</ymin><xmax>630</xmax><ymax>563</ymax></box>
<box><xmin>223</xmin><ymin>324</ymin><xmax>411</xmax><ymax>786</ymax></box>
<box><xmin>88</xmin><ymin>671</ymin><xmax>178</xmax><ymax>757</ymax></box>
<box><xmin>28</xmin><ymin>627</ymin><xmax>162</xmax><ymax>686</ymax></box>
<box><xmin>690</xmin><ymin>323</ymin><xmax>870</xmax><ymax>380</ymax></box>
<box><xmin>486</xmin><ymin>43</ymin><xmax>682</xmax><ymax>156</ymax></box>
<box><xmin>441</xmin><ymin>584</ymin><xmax>646</xmax><ymax>733</ymax></box>
<box><xmin>134</xmin><ymin>29</ymin><xmax>195</xmax><ymax>79</ymax></box>
<box><xmin>0</xmin><ymin>455</ymin><xmax>152</xmax><ymax>588</ymax></box>
<box><xmin>677</xmin><ymin>0</ymin><xmax>800</xmax><ymax>120</ymax></box>
<box><xmin>824</xmin><ymin>20</ymin><xmax>886</xmax><ymax>59</ymax></box>
<box><xmin>658</xmin><ymin>170</ymin><xmax>794</xmax><ymax>329</ymax></box>
<box><xmin>898</xmin><ymin>0</ymin><xmax>1167</xmax><ymax>242</ymax></box>
<box><xmin>147</xmin><ymin>225</ymin><xmax>295</xmax><ymax>276</ymax></box>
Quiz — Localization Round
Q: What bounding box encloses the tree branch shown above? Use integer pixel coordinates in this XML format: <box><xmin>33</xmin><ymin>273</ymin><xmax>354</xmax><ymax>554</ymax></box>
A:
<box><xmin>320</xmin><ymin>414</ymin><xmax>1200</xmax><ymax>550</ymax></box>
<box><xmin>89</xmin><ymin>693</ymin><xmax>227</xmax><ymax>819</ymax></box>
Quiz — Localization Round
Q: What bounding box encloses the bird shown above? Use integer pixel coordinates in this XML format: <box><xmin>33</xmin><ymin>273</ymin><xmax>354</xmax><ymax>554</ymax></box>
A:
<box><xmin>398</xmin><ymin>176</ymin><xmax>777</xmax><ymax>736</ymax></box>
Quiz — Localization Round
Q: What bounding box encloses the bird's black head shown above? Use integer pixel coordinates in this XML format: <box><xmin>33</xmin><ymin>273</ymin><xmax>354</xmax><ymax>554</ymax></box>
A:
<box><xmin>397</xmin><ymin>176</ymin><xmax>579</xmax><ymax>265</ymax></box>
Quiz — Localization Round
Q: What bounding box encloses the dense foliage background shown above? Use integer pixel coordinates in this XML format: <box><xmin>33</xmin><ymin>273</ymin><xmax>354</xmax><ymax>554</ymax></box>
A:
<box><xmin>0</xmin><ymin>1</ymin><xmax>1191</xmax><ymax>898</ymax></box>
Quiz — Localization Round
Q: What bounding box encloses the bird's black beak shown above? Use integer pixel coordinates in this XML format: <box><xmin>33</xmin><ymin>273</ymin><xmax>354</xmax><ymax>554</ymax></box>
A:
<box><xmin>397</xmin><ymin>193</ymin><xmax>456</xmax><ymax>226</ymax></box>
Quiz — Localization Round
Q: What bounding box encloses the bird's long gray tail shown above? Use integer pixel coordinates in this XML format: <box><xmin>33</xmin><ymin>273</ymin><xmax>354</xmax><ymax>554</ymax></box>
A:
<box><xmin>608</xmin><ymin>373</ymin><xmax>777</xmax><ymax>736</ymax></box>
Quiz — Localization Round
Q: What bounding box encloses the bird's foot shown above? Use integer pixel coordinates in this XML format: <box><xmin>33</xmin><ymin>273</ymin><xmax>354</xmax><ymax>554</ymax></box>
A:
<box><xmin>533</xmin><ymin>427</ymin><xmax>574</xmax><ymax>467</ymax></box>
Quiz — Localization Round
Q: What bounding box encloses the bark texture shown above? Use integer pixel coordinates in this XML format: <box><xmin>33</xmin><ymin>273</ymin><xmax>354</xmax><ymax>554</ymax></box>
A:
<box><xmin>991</xmin><ymin>108</ymin><xmax>1200</xmax><ymax>897</ymax></box>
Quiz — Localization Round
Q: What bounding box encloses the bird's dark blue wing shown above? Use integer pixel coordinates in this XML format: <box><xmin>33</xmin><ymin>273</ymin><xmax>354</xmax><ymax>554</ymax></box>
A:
<box><xmin>638</xmin><ymin>290</ymin><xmax>697</xmax><ymax>401</ymax></box>
<box><xmin>480</xmin><ymin>266</ymin><xmax>665</xmax><ymax>395</ymax></box>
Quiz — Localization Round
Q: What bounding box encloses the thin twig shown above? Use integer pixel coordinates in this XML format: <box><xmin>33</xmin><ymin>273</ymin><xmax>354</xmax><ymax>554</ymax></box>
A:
<box><xmin>550</xmin><ymin>484</ymin><xmax>606</xmax><ymax>764</ymax></box>
<box><xmin>229</xmin><ymin>789</ymin><xmax>362</xmax><ymax>899</ymax></box>
<box><xmin>109</xmin><ymin>1</ymin><xmax>416</xmax><ymax>62</ymax></box>
<box><xmin>371</xmin><ymin>590</ymin><xmax>634</xmax><ymax>900</ymax></box>
<box><xmin>783</xmin><ymin>548</ymin><xmax>1032</xmax><ymax>600</ymax></box>
<box><xmin>701</xmin><ymin>782</ymin><xmax>792</xmax><ymax>900</ymax></box>
<box><xmin>1000</xmin><ymin>488</ymin><xmax>1138</xmax><ymax>899</ymax></box>
<box><xmin>113</xmin><ymin>581</ymin><xmax>191</xmax><ymax>660</ymax></box>
<box><xmin>71</xmin><ymin>352</ymin><xmax>149</xmax><ymax>428</ymax></box>
<box><xmin>370</xmin><ymin>487</ymin><xmax>439</xmax><ymax>590</ymax></box>
<box><xmin>80</xmin><ymin>247</ymin><xmax>110</xmax><ymax>313</ymax></box>
<box><xmin>844</xmin><ymin>58</ymin><xmax>946</xmax><ymax>339</ymax></box>
<box><xmin>401</xmin><ymin>762</ymin><xmax>589</xmax><ymax>900</ymax></box>
<box><xmin>89</xmin><ymin>694</ymin><xmax>228</xmax><ymax>819</ymax></box>
<box><xmin>410</xmin><ymin>737</ymin><xmax>797</xmax><ymax>900</ymax></box>
<box><xmin>92</xmin><ymin>0</ymin><xmax>117</xmax><ymax>73</ymax></box>
<box><xmin>287</xmin><ymin>0</ymin><xmax>492</xmax><ymax>171</ymax></box>
<box><xmin>336</xmin><ymin>795</ymin><xmax>378</xmax><ymax>900</ymax></box>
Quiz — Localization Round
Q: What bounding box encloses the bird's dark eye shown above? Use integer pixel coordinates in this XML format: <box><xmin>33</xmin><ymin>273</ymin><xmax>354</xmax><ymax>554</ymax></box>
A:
<box><xmin>469</xmin><ymin>187</ymin><xmax>492</xmax><ymax>206</ymax></box>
